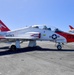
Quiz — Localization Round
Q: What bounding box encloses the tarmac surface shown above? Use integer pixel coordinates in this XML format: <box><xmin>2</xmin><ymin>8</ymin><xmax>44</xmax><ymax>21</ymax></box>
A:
<box><xmin>0</xmin><ymin>41</ymin><xmax>74</xmax><ymax>75</ymax></box>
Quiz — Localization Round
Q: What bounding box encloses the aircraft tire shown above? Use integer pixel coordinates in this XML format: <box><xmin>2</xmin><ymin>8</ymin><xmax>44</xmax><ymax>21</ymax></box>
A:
<box><xmin>10</xmin><ymin>45</ymin><xmax>16</xmax><ymax>51</ymax></box>
<box><xmin>57</xmin><ymin>45</ymin><xmax>62</xmax><ymax>50</ymax></box>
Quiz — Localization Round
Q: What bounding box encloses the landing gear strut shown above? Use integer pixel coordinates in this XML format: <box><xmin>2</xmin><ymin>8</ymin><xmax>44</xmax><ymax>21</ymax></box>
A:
<box><xmin>28</xmin><ymin>40</ymin><xmax>36</xmax><ymax>47</ymax></box>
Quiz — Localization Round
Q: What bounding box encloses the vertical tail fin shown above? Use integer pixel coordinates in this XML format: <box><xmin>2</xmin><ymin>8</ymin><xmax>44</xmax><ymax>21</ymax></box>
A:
<box><xmin>69</xmin><ymin>25</ymin><xmax>74</xmax><ymax>29</ymax></box>
<box><xmin>0</xmin><ymin>20</ymin><xmax>10</xmax><ymax>32</ymax></box>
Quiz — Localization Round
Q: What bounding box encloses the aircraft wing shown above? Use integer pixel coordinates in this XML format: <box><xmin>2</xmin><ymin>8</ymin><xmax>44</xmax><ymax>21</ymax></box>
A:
<box><xmin>0</xmin><ymin>32</ymin><xmax>41</xmax><ymax>42</ymax></box>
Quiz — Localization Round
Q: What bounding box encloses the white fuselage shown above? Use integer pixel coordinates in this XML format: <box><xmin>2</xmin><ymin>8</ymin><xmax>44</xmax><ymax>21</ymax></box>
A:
<box><xmin>0</xmin><ymin>26</ymin><xmax>67</xmax><ymax>43</ymax></box>
<box><xmin>6</xmin><ymin>27</ymin><xmax>54</xmax><ymax>40</ymax></box>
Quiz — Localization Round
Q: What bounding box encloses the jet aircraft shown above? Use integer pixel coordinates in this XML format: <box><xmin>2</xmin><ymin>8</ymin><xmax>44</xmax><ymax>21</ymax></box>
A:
<box><xmin>0</xmin><ymin>20</ymin><xmax>74</xmax><ymax>50</ymax></box>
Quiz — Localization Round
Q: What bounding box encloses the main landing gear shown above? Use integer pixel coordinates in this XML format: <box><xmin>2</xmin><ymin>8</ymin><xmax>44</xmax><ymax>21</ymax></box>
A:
<box><xmin>10</xmin><ymin>40</ymin><xmax>20</xmax><ymax>51</ymax></box>
<box><xmin>10</xmin><ymin>40</ymin><xmax>37</xmax><ymax>51</ymax></box>
<box><xmin>10</xmin><ymin>45</ymin><xmax>16</xmax><ymax>51</ymax></box>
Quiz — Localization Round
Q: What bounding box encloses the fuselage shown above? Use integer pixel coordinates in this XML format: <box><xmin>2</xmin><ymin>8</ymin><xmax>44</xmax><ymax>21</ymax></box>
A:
<box><xmin>5</xmin><ymin>27</ymin><xmax>54</xmax><ymax>40</ymax></box>
<box><xmin>0</xmin><ymin>26</ymin><xmax>67</xmax><ymax>43</ymax></box>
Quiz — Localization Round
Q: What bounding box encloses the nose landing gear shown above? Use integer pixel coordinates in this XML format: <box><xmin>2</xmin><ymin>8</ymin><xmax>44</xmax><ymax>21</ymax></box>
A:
<box><xmin>57</xmin><ymin>44</ymin><xmax>62</xmax><ymax>50</ymax></box>
<box><xmin>56</xmin><ymin>43</ymin><xmax>63</xmax><ymax>50</ymax></box>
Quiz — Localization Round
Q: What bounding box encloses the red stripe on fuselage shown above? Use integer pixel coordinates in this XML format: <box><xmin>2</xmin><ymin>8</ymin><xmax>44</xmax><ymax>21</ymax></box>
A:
<box><xmin>55</xmin><ymin>30</ymin><xmax>74</xmax><ymax>43</ymax></box>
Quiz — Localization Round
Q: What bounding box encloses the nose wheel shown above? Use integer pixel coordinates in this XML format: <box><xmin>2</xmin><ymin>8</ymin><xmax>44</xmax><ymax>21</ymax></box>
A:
<box><xmin>57</xmin><ymin>43</ymin><xmax>62</xmax><ymax>50</ymax></box>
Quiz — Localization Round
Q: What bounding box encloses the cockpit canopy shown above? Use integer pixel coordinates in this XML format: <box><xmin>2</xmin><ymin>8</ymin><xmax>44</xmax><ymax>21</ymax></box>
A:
<box><xmin>31</xmin><ymin>25</ymin><xmax>51</xmax><ymax>30</ymax></box>
<box><xmin>31</xmin><ymin>25</ymin><xmax>61</xmax><ymax>32</ymax></box>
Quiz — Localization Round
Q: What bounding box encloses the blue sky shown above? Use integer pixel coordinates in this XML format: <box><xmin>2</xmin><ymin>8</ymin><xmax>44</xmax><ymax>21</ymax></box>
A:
<box><xmin>0</xmin><ymin>0</ymin><xmax>74</xmax><ymax>31</ymax></box>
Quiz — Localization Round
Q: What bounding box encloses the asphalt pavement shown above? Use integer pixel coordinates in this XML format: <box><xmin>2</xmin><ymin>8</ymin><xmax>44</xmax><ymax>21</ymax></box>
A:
<box><xmin>0</xmin><ymin>41</ymin><xmax>74</xmax><ymax>75</ymax></box>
